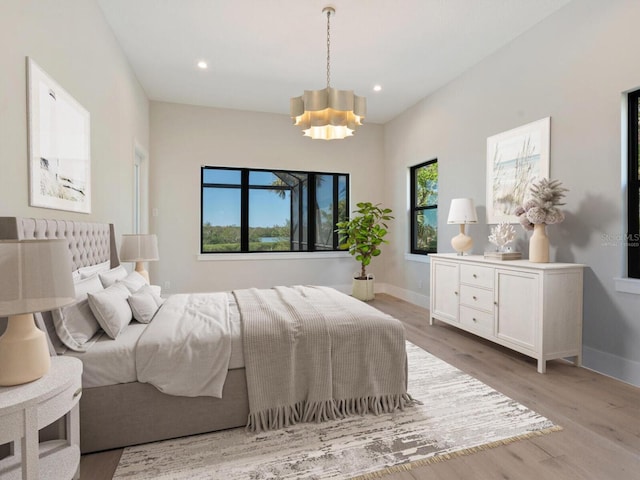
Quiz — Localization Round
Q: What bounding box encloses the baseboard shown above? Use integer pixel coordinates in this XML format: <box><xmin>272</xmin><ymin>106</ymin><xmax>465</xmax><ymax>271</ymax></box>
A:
<box><xmin>376</xmin><ymin>283</ymin><xmax>430</xmax><ymax>309</ymax></box>
<box><xmin>582</xmin><ymin>345</ymin><xmax>640</xmax><ymax>388</ymax></box>
<box><xmin>328</xmin><ymin>282</ymin><xmax>429</xmax><ymax>308</ymax></box>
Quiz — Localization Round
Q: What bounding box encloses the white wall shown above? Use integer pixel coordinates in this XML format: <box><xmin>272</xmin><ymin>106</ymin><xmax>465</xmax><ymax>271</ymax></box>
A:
<box><xmin>384</xmin><ymin>0</ymin><xmax>640</xmax><ymax>385</ymax></box>
<box><xmin>149</xmin><ymin>101</ymin><xmax>385</xmax><ymax>293</ymax></box>
<box><xmin>0</xmin><ymin>0</ymin><xmax>149</xmax><ymax>236</ymax></box>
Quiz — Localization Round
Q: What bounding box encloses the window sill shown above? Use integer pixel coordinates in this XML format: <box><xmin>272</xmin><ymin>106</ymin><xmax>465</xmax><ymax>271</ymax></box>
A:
<box><xmin>404</xmin><ymin>253</ymin><xmax>431</xmax><ymax>264</ymax></box>
<box><xmin>197</xmin><ymin>251</ymin><xmax>351</xmax><ymax>261</ymax></box>
<box><xmin>614</xmin><ymin>277</ymin><xmax>640</xmax><ymax>295</ymax></box>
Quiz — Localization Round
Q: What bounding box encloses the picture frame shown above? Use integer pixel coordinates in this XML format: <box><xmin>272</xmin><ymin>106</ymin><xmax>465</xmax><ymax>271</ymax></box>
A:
<box><xmin>27</xmin><ymin>57</ymin><xmax>91</xmax><ymax>213</ymax></box>
<box><xmin>486</xmin><ymin>117</ymin><xmax>550</xmax><ymax>224</ymax></box>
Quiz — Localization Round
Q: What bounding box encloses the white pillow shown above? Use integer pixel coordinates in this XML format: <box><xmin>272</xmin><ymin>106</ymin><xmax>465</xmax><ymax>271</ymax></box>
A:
<box><xmin>149</xmin><ymin>285</ymin><xmax>163</xmax><ymax>299</ymax></box>
<box><xmin>128</xmin><ymin>285</ymin><xmax>163</xmax><ymax>323</ymax></box>
<box><xmin>78</xmin><ymin>260</ymin><xmax>111</xmax><ymax>279</ymax></box>
<box><xmin>98</xmin><ymin>265</ymin><xmax>128</xmax><ymax>288</ymax></box>
<box><xmin>51</xmin><ymin>274</ymin><xmax>104</xmax><ymax>352</ymax></box>
<box><xmin>119</xmin><ymin>271</ymin><xmax>148</xmax><ymax>293</ymax></box>
<box><xmin>88</xmin><ymin>283</ymin><xmax>132</xmax><ymax>339</ymax></box>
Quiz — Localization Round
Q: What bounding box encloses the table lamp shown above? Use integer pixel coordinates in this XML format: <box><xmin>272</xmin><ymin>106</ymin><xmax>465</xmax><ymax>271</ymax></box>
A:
<box><xmin>119</xmin><ymin>234</ymin><xmax>159</xmax><ymax>283</ymax></box>
<box><xmin>447</xmin><ymin>198</ymin><xmax>478</xmax><ymax>255</ymax></box>
<box><xmin>0</xmin><ymin>239</ymin><xmax>75</xmax><ymax>386</ymax></box>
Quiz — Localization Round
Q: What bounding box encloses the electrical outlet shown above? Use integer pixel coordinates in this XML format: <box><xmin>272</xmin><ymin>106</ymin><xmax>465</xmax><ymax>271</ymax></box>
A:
<box><xmin>164</xmin><ymin>281</ymin><xmax>171</xmax><ymax>290</ymax></box>
<box><xmin>152</xmin><ymin>208</ymin><xmax>159</xmax><ymax>217</ymax></box>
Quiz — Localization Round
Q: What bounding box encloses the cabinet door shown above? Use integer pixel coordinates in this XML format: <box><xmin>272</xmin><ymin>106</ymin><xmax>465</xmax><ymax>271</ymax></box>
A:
<box><xmin>495</xmin><ymin>269</ymin><xmax>539</xmax><ymax>352</ymax></box>
<box><xmin>431</xmin><ymin>260</ymin><xmax>460</xmax><ymax>323</ymax></box>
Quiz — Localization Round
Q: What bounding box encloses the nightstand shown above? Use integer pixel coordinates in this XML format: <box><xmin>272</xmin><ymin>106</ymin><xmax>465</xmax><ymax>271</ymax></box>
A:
<box><xmin>0</xmin><ymin>356</ymin><xmax>83</xmax><ymax>480</ymax></box>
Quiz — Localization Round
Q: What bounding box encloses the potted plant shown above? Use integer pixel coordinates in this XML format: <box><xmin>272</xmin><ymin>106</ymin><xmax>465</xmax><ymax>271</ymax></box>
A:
<box><xmin>335</xmin><ymin>202</ymin><xmax>394</xmax><ymax>301</ymax></box>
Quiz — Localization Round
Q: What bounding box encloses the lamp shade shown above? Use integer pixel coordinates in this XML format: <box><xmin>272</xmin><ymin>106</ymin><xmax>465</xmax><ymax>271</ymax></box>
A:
<box><xmin>0</xmin><ymin>239</ymin><xmax>75</xmax><ymax>316</ymax></box>
<box><xmin>447</xmin><ymin>198</ymin><xmax>478</xmax><ymax>225</ymax></box>
<box><xmin>119</xmin><ymin>234</ymin><xmax>159</xmax><ymax>262</ymax></box>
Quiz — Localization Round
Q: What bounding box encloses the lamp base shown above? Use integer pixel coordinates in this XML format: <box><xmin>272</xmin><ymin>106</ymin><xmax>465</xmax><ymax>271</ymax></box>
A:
<box><xmin>134</xmin><ymin>261</ymin><xmax>150</xmax><ymax>284</ymax></box>
<box><xmin>451</xmin><ymin>224</ymin><xmax>473</xmax><ymax>255</ymax></box>
<box><xmin>0</xmin><ymin>313</ymin><xmax>51</xmax><ymax>386</ymax></box>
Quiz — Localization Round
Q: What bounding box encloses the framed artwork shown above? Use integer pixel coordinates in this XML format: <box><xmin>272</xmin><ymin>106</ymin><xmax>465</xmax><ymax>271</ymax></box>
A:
<box><xmin>27</xmin><ymin>57</ymin><xmax>91</xmax><ymax>213</ymax></box>
<box><xmin>486</xmin><ymin>117</ymin><xmax>550</xmax><ymax>223</ymax></box>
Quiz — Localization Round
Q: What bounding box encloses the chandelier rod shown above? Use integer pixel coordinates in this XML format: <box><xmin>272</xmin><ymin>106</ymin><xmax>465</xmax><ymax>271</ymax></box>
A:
<box><xmin>323</xmin><ymin>6</ymin><xmax>334</xmax><ymax>89</ymax></box>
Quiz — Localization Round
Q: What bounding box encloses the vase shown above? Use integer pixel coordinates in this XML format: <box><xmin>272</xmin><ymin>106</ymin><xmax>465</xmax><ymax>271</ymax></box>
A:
<box><xmin>529</xmin><ymin>224</ymin><xmax>549</xmax><ymax>263</ymax></box>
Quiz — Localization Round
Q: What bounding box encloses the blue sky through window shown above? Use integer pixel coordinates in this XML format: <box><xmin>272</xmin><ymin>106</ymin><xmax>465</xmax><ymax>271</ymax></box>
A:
<box><xmin>203</xmin><ymin>187</ymin><xmax>290</xmax><ymax>227</ymax></box>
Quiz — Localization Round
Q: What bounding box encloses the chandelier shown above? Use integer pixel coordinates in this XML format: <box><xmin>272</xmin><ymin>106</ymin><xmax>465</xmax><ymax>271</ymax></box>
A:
<box><xmin>290</xmin><ymin>6</ymin><xmax>366</xmax><ymax>140</ymax></box>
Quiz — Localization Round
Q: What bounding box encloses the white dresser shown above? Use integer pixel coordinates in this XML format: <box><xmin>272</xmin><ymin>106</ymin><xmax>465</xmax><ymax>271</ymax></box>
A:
<box><xmin>429</xmin><ymin>254</ymin><xmax>584</xmax><ymax>373</ymax></box>
<box><xmin>0</xmin><ymin>356</ymin><xmax>83</xmax><ymax>480</ymax></box>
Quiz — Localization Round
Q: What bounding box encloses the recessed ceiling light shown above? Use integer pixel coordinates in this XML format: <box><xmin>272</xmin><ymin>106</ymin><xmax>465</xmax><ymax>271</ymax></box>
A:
<box><xmin>373</xmin><ymin>85</ymin><xmax>382</xmax><ymax>92</ymax></box>
<box><xmin>197</xmin><ymin>61</ymin><xmax>208</xmax><ymax>69</ymax></box>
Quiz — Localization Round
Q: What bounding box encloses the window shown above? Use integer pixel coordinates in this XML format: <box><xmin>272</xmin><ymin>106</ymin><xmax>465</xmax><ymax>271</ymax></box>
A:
<box><xmin>628</xmin><ymin>89</ymin><xmax>640</xmax><ymax>278</ymax></box>
<box><xmin>201</xmin><ymin>167</ymin><xmax>349</xmax><ymax>253</ymax></box>
<box><xmin>410</xmin><ymin>159</ymin><xmax>438</xmax><ymax>254</ymax></box>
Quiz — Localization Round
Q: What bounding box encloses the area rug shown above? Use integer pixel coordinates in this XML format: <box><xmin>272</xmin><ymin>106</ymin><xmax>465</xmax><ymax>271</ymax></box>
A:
<box><xmin>113</xmin><ymin>342</ymin><xmax>560</xmax><ymax>479</ymax></box>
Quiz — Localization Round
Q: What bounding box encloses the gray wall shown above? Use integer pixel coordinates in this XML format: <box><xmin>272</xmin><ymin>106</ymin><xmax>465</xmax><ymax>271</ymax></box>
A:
<box><xmin>384</xmin><ymin>0</ymin><xmax>640</xmax><ymax>385</ymax></box>
<box><xmin>0</xmin><ymin>0</ymin><xmax>149</xmax><ymax>235</ymax></box>
<box><xmin>148</xmin><ymin>101</ymin><xmax>386</xmax><ymax>294</ymax></box>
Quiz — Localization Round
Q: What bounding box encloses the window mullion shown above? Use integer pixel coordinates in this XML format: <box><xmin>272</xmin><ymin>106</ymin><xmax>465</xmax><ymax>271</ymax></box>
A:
<box><xmin>241</xmin><ymin>169</ymin><xmax>249</xmax><ymax>252</ymax></box>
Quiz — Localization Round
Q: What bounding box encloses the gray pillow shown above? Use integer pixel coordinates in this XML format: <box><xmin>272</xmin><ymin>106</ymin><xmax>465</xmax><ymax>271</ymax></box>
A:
<box><xmin>128</xmin><ymin>285</ymin><xmax>162</xmax><ymax>323</ymax></box>
<box><xmin>51</xmin><ymin>274</ymin><xmax>104</xmax><ymax>352</ymax></box>
<box><xmin>88</xmin><ymin>283</ymin><xmax>132</xmax><ymax>339</ymax></box>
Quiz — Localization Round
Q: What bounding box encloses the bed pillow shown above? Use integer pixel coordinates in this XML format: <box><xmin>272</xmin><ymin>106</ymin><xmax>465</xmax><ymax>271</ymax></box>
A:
<box><xmin>51</xmin><ymin>274</ymin><xmax>104</xmax><ymax>352</ymax></box>
<box><xmin>119</xmin><ymin>271</ymin><xmax>148</xmax><ymax>293</ymax></box>
<box><xmin>98</xmin><ymin>265</ymin><xmax>128</xmax><ymax>288</ymax></box>
<box><xmin>128</xmin><ymin>285</ymin><xmax>163</xmax><ymax>323</ymax></box>
<box><xmin>87</xmin><ymin>283</ymin><xmax>132</xmax><ymax>339</ymax></box>
<box><xmin>78</xmin><ymin>260</ymin><xmax>111</xmax><ymax>279</ymax></box>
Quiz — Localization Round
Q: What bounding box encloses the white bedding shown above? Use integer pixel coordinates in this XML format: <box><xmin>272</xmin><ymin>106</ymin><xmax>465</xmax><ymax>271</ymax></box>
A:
<box><xmin>65</xmin><ymin>323</ymin><xmax>147</xmax><ymax>388</ymax></box>
<box><xmin>135</xmin><ymin>292</ymin><xmax>233</xmax><ymax>398</ymax></box>
<box><xmin>67</xmin><ymin>293</ymin><xmax>244</xmax><ymax>389</ymax></box>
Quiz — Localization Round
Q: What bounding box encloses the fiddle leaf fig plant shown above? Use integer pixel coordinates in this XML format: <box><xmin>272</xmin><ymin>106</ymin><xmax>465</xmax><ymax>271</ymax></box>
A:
<box><xmin>335</xmin><ymin>202</ymin><xmax>394</xmax><ymax>279</ymax></box>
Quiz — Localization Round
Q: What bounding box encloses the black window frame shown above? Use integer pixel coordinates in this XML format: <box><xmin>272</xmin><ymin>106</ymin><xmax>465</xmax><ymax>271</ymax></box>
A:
<box><xmin>200</xmin><ymin>166</ymin><xmax>349</xmax><ymax>254</ymax></box>
<box><xmin>628</xmin><ymin>89</ymin><xmax>640</xmax><ymax>278</ymax></box>
<box><xmin>410</xmin><ymin>159</ymin><xmax>438</xmax><ymax>255</ymax></box>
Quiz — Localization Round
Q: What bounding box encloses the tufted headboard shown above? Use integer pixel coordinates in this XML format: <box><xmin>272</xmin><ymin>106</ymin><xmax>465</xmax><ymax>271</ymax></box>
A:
<box><xmin>0</xmin><ymin>217</ymin><xmax>119</xmax><ymax>270</ymax></box>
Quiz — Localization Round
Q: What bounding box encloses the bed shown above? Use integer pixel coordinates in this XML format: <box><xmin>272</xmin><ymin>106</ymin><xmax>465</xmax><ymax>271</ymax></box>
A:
<box><xmin>0</xmin><ymin>217</ymin><xmax>411</xmax><ymax>454</ymax></box>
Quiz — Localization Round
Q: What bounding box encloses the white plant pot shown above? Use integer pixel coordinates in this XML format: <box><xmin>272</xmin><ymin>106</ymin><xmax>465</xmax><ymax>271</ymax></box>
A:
<box><xmin>352</xmin><ymin>276</ymin><xmax>375</xmax><ymax>301</ymax></box>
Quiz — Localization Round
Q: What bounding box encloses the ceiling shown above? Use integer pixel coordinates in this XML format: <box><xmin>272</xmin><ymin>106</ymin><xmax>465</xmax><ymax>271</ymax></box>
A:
<box><xmin>96</xmin><ymin>0</ymin><xmax>572</xmax><ymax>124</ymax></box>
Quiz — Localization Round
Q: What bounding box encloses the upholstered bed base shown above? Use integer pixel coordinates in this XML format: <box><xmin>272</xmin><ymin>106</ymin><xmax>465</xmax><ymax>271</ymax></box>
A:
<box><xmin>0</xmin><ymin>217</ymin><xmax>249</xmax><ymax>453</ymax></box>
<box><xmin>80</xmin><ymin>369</ymin><xmax>249</xmax><ymax>453</ymax></box>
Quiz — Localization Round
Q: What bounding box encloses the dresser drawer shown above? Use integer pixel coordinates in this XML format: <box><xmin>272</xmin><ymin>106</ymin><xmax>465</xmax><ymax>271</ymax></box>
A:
<box><xmin>460</xmin><ymin>306</ymin><xmax>494</xmax><ymax>335</ymax></box>
<box><xmin>460</xmin><ymin>264</ymin><xmax>494</xmax><ymax>288</ymax></box>
<box><xmin>460</xmin><ymin>285</ymin><xmax>494</xmax><ymax>311</ymax></box>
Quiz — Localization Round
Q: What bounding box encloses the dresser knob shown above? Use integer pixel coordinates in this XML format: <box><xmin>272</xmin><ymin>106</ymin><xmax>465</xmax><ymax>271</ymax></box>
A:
<box><xmin>472</xmin><ymin>318</ymin><xmax>477</xmax><ymax>322</ymax></box>
<box><xmin>73</xmin><ymin>388</ymin><xmax>82</xmax><ymax>399</ymax></box>
<box><xmin>454</xmin><ymin>291</ymin><xmax>458</xmax><ymax>295</ymax></box>
<box><xmin>473</xmin><ymin>296</ymin><xmax>477</xmax><ymax>300</ymax></box>
<box><xmin>473</xmin><ymin>274</ymin><xmax>477</xmax><ymax>278</ymax></box>
<box><xmin>494</xmin><ymin>301</ymin><xmax>498</xmax><ymax>306</ymax></box>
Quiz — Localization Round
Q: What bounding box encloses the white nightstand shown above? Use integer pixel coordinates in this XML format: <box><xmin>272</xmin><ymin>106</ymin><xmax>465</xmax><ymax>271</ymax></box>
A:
<box><xmin>0</xmin><ymin>356</ymin><xmax>83</xmax><ymax>480</ymax></box>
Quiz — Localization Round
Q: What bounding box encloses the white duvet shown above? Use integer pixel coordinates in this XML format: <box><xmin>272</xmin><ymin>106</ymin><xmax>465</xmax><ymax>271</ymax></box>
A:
<box><xmin>135</xmin><ymin>293</ymin><xmax>232</xmax><ymax>398</ymax></box>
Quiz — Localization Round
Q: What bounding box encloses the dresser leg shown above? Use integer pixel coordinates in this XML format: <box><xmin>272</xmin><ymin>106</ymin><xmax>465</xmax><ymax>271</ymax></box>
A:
<box><xmin>537</xmin><ymin>358</ymin><xmax>546</xmax><ymax>374</ymax></box>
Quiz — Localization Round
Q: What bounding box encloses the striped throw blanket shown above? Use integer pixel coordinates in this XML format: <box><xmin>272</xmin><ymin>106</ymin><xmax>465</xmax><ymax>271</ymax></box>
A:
<box><xmin>233</xmin><ymin>285</ymin><xmax>413</xmax><ymax>432</ymax></box>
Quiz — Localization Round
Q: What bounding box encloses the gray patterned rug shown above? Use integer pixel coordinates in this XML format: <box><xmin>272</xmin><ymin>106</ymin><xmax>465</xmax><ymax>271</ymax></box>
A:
<box><xmin>113</xmin><ymin>342</ymin><xmax>560</xmax><ymax>479</ymax></box>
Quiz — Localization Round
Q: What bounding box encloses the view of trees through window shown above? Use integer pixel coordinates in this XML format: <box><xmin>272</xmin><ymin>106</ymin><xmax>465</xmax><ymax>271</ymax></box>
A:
<box><xmin>411</xmin><ymin>160</ymin><xmax>438</xmax><ymax>254</ymax></box>
<box><xmin>201</xmin><ymin>167</ymin><xmax>348</xmax><ymax>253</ymax></box>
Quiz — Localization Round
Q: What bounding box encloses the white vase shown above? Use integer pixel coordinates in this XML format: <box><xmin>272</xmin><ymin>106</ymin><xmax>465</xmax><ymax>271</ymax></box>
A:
<box><xmin>529</xmin><ymin>224</ymin><xmax>549</xmax><ymax>263</ymax></box>
<box><xmin>352</xmin><ymin>277</ymin><xmax>375</xmax><ymax>301</ymax></box>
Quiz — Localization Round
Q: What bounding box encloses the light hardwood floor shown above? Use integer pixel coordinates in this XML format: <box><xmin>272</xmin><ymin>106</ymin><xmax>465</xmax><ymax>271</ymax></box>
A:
<box><xmin>80</xmin><ymin>294</ymin><xmax>640</xmax><ymax>479</ymax></box>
